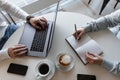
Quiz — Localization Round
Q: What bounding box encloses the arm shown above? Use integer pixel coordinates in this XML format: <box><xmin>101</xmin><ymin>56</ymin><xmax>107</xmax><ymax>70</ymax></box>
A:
<box><xmin>73</xmin><ymin>9</ymin><xmax>120</xmax><ymax>40</ymax></box>
<box><xmin>0</xmin><ymin>48</ymin><xmax>10</xmax><ymax>61</ymax></box>
<box><xmin>102</xmin><ymin>59</ymin><xmax>120</xmax><ymax>76</ymax></box>
<box><xmin>0</xmin><ymin>0</ymin><xmax>28</xmax><ymax>20</ymax></box>
<box><xmin>0</xmin><ymin>44</ymin><xmax>27</xmax><ymax>62</ymax></box>
<box><xmin>85</xmin><ymin>52</ymin><xmax>120</xmax><ymax>76</ymax></box>
<box><xmin>85</xmin><ymin>9</ymin><xmax>120</xmax><ymax>32</ymax></box>
<box><xmin>0</xmin><ymin>0</ymin><xmax>48</xmax><ymax>30</ymax></box>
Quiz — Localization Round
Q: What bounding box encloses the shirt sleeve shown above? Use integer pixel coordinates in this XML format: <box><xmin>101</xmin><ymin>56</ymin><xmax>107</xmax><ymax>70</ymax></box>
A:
<box><xmin>84</xmin><ymin>9</ymin><xmax>120</xmax><ymax>32</ymax></box>
<box><xmin>101</xmin><ymin>59</ymin><xmax>120</xmax><ymax>76</ymax></box>
<box><xmin>0</xmin><ymin>48</ymin><xmax>10</xmax><ymax>62</ymax></box>
<box><xmin>0</xmin><ymin>0</ymin><xmax>29</xmax><ymax>20</ymax></box>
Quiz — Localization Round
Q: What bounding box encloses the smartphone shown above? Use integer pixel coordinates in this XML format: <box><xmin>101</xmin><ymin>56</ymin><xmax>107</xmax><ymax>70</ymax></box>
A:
<box><xmin>77</xmin><ymin>74</ymin><xmax>96</xmax><ymax>80</ymax></box>
<box><xmin>7</xmin><ymin>63</ymin><xmax>28</xmax><ymax>76</ymax></box>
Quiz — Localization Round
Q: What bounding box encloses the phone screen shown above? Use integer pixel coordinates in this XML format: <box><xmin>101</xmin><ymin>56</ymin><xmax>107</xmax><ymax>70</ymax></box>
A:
<box><xmin>7</xmin><ymin>63</ymin><xmax>28</xmax><ymax>76</ymax></box>
<box><xmin>77</xmin><ymin>74</ymin><xmax>96</xmax><ymax>80</ymax></box>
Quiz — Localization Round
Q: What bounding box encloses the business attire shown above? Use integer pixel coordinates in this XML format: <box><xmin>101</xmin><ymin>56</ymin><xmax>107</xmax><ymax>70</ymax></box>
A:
<box><xmin>84</xmin><ymin>9</ymin><xmax>120</xmax><ymax>76</ymax></box>
<box><xmin>0</xmin><ymin>0</ymin><xmax>29</xmax><ymax>61</ymax></box>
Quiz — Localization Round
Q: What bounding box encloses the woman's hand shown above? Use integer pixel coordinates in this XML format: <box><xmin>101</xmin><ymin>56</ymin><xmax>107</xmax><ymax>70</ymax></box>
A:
<box><xmin>85</xmin><ymin>52</ymin><xmax>103</xmax><ymax>65</ymax></box>
<box><xmin>8</xmin><ymin>44</ymin><xmax>28</xmax><ymax>58</ymax></box>
<box><xmin>73</xmin><ymin>28</ymin><xmax>85</xmax><ymax>40</ymax></box>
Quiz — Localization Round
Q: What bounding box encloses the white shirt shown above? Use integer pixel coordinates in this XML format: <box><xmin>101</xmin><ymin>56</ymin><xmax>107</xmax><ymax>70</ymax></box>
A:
<box><xmin>0</xmin><ymin>0</ymin><xmax>29</xmax><ymax>61</ymax></box>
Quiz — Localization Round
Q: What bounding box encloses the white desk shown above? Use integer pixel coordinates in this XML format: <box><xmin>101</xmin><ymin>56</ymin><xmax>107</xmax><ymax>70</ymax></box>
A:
<box><xmin>0</xmin><ymin>12</ymin><xmax>120</xmax><ymax>80</ymax></box>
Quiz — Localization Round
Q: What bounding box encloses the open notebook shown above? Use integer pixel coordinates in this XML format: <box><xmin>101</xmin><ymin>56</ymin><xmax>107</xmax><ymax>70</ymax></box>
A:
<box><xmin>65</xmin><ymin>34</ymin><xmax>103</xmax><ymax>65</ymax></box>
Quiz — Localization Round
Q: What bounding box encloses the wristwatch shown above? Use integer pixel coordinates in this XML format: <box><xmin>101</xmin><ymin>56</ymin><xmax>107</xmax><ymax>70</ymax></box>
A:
<box><xmin>26</xmin><ymin>15</ymin><xmax>34</xmax><ymax>23</ymax></box>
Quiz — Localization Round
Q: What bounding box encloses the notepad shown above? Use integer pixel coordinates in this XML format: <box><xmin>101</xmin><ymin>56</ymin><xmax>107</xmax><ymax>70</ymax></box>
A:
<box><xmin>65</xmin><ymin>34</ymin><xmax>103</xmax><ymax>65</ymax></box>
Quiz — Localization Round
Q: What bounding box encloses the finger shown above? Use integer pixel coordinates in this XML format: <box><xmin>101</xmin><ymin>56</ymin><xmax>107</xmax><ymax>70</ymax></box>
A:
<box><xmin>40</xmin><ymin>19</ymin><xmax>48</xmax><ymax>29</ymax></box>
<box><xmin>39</xmin><ymin>20</ymin><xmax>47</xmax><ymax>29</ymax></box>
<box><xmin>85</xmin><ymin>57</ymin><xmax>92</xmax><ymax>63</ymax></box>
<box><xmin>73</xmin><ymin>31</ymin><xmax>80</xmax><ymax>39</ymax></box>
<box><xmin>14</xmin><ymin>44</ymin><xmax>26</xmax><ymax>47</ymax></box>
<box><xmin>40</xmin><ymin>17</ymin><xmax>48</xmax><ymax>25</ymax></box>
<box><xmin>13</xmin><ymin>45</ymin><xmax>27</xmax><ymax>50</ymax></box>
<box><xmin>36</xmin><ymin>20</ymin><xmax>45</xmax><ymax>30</ymax></box>
<box><xmin>77</xmin><ymin>31</ymin><xmax>84</xmax><ymax>40</ymax></box>
<box><xmin>15</xmin><ymin>50</ymin><xmax>28</xmax><ymax>56</ymax></box>
<box><xmin>41</xmin><ymin>20</ymin><xmax>48</xmax><ymax>28</ymax></box>
<box><xmin>85</xmin><ymin>53</ymin><xmax>94</xmax><ymax>61</ymax></box>
<box><xmin>13</xmin><ymin>47</ymin><xmax>28</xmax><ymax>54</ymax></box>
<box><xmin>15</xmin><ymin>52</ymin><xmax>27</xmax><ymax>57</ymax></box>
<box><xmin>72</xmin><ymin>32</ymin><xmax>77</xmax><ymax>39</ymax></box>
<box><xmin>35</xmin><ymin>24</ymin><xmax>42</xmax><ymax>30</ymax></box>
<box><xmin>88</xmin><ymin>52</ymin><xmax>97</xmax><ymax>57</ymax></box>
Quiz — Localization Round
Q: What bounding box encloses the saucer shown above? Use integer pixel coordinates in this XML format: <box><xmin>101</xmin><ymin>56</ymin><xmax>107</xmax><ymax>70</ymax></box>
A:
<box><xmin>35</xmin><ymin>59</ymin><xmax>55</xmax><ymax>80</ymax></box>
<box><xmin>55</xmin><ymin>53</ymin><xmax>75</xmax><ymax>72</ymax></box>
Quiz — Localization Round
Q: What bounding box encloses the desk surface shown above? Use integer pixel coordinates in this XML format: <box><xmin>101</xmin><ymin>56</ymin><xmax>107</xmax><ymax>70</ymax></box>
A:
<box><xmin>1</xmin><ymin>12</ymin><xmax>120</xmax><ymax>80</ymax></box>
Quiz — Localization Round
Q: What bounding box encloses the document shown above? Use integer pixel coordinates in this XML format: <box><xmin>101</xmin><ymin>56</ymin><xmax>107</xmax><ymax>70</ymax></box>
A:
<box><xmin>65</xmin><ymin>34</ymin><xmax>103</xmax><ymax>65</ymax></box>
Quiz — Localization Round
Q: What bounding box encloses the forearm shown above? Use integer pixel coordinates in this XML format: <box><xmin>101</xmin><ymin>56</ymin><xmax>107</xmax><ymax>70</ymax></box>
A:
<box><xmin>0</xmin><ymin>0</ymin><xmax>29</xmax><ymax>20</ymax></box>
<box><xmin>84</xmin><ymin>9</ymin><xmax>120</xmax><ymax>32</ymax></box>
<box><xmin>0</xmin><ymin>48</ymin><xmax>10</xmax><ymax>62</ymax></box>
<box><xmin>101</xmin><ymin>59</ymin><xmax>120</xmax><ymax>76</ymax></box>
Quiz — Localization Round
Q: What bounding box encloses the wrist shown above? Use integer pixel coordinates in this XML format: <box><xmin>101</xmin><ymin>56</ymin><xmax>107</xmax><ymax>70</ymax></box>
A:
<box><xmin>26</xmin><ymin>15</ymin><xmax>34</xmax><ymax>23</ymax></box>
<box><xmin>98</xmin><ymin>58</ymin><xmax>103</xmax><ymax>65</ymax></box>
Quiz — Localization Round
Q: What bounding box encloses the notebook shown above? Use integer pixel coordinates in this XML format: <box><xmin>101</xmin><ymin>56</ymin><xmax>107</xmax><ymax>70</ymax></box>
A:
<box><xmin>65</xmin><ymin>34</ymin><xmax>103</xmax><ymax>65</ymax></box>
<box><xmin>19</xmin><ymin>1</ymin><xmax>60</xmax><ymax>57</ymax></box>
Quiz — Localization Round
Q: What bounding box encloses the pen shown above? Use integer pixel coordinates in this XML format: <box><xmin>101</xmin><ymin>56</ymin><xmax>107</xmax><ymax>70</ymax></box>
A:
<box><xmin>74</xmin><ymin>24</ymin><xmax>78</xmax><ymax>38</ymax></box>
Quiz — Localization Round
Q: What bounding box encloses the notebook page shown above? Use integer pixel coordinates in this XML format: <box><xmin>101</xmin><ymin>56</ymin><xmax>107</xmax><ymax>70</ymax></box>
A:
<box><xmin>66</xmin><ymin>34</ymin><xmax>91</xmax><ymax>49</ymax></box>
<box><xmin>76</xmin><ymin>39</ymin><xmax>103</xmax><ymax>64</ymax></box>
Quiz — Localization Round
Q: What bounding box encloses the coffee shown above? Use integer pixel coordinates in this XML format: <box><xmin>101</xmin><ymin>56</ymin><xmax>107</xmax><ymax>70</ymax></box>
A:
<box><xmin>59</xmin><ymin>54</ymin><xmax>72</xmax><ymax>66</ymax></box>
<box><xmin>39</xmin><ymin>63</ymin><xmax>49</xmax><ymax>75</ymax></box>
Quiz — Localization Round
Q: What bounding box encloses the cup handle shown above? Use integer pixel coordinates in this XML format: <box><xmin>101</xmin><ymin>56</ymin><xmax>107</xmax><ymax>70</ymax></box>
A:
<box><xmin>35</xmin><ymin>74</ymin><xmax>42</xmax><ymax>80</ymax></box>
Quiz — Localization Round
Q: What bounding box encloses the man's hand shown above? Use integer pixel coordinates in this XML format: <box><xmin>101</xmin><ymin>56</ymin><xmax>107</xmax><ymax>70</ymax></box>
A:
<box><xmin>29</xmin><ymin>17</ymin><xmax>48</xmax><ymax>30</ymax></box>
<box><xmin>8</xmin><ymin>44</ymin><xmax>28</xmax><ymax>58</ymax></box>
<box><xmin>73</xmin><ymin>28</ymin><xmax>85</xmax><ymax>40</ymax></box>
<box><xmin>85</xmin><ymin>52</ymin><xmax>103</xmax><ymax>65</ymax></box>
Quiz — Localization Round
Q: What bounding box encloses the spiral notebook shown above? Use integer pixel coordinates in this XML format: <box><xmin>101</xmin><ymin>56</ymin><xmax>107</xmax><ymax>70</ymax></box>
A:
<box><xmin>65</xmin><ymin>34</ymin><xmax>103</xmax><ymax>65</ymax></box>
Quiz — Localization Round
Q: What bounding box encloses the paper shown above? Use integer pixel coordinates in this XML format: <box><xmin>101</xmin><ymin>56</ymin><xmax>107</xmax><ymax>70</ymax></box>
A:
<box><xmin>65</xmin><ymin>34</ymin><xmax>103</xmax><ymax>65</ymax></box>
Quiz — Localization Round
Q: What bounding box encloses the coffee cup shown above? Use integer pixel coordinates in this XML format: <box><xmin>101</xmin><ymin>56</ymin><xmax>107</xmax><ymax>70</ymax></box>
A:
<box><xmin>35</xmin><ymin>59</ymin><xmax>55</xmax><ymax>80</ymax></box>
<box><xmin>59</xmin><ymin>53</ymin><xmax>72</xmax><ymax>67</ymax></box>
<box><xmin>38</xmin><ymin>63</ymin><xmax>50</xmax><ymax>76</ymax></box>
<box><xmin>55</xmin><ymin>53</ymin><xmax>75</xmax><ymax>72</ymax></box>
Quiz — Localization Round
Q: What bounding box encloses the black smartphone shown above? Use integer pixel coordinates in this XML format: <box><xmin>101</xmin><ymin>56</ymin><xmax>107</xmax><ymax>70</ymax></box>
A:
<box><xmin>7</xmin><ymin>63</ymin><xmax>28</xmax><ymax>76</ymax></box>
<box><xmin>77</xmin><ymin>74</ymin><xmax>96</xmax><ymax>80</ymax></box>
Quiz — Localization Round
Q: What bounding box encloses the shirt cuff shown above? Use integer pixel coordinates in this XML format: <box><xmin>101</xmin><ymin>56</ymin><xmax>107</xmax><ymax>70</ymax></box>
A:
<box><xmin>0</xmin><ymin>48</ymin><xmax>11</xmax><ymax>61</ymax></box>
<box><xmin>101</xmin><ymin>59</ymin><xmax>114</xmax><ymax>71</ymax></box>
<box><xmin>84</xmin><ymin>23</ymin><xmax>92</xmax><ymax>32</ymax></box>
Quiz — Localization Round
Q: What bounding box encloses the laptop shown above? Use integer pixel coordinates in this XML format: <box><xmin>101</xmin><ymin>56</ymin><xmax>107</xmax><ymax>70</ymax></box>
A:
<box><xmin>19</xmin><ymin>1</ymin><xmax>60</xmax><ymax>57</ymax></box>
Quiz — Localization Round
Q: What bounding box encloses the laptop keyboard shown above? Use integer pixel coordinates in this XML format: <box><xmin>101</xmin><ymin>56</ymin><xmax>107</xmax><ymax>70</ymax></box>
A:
<box><xmin>30</xmin><ymin>28</ymin><xmax>48</xmax><ymax>52</ymax></box>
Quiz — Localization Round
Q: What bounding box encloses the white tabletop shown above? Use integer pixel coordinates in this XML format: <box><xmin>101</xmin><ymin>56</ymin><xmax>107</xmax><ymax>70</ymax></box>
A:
<box><xmin>1</xmin><ymin>12</ymin><xmax>120</xmax><ymax>80</ymax></box>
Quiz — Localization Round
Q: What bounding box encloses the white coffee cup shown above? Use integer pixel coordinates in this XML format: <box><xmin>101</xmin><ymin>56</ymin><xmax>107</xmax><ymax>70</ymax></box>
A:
<box><xmin>35</xmin><ymin>59</ymin><xmax>55</xmax><ymax>80</ymax></box>
<box><xmin>55</xmin><ymin>53</ymin><xmax>75</xmax><ymax>72</ymax></box>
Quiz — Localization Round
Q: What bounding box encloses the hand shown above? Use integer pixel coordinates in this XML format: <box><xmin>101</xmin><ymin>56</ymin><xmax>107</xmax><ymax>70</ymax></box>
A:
<box><xmin>8</xmin><ymin>44</ymin><xmax>28</xmax><ymax>59</ymax></box>
<box><xmin>29</xmin><ymin>17</ymin><xmax>48</xmax><ymax>30</ymax></box>
<box><xmin>85</xmin><ymin>52</ymin><xmax>103</xmax><ymax>65</ymax></box>
<box><xmin>73</xmin><ymin>28</ymin><xmax>85</xmax><ymax>40</ymax></box>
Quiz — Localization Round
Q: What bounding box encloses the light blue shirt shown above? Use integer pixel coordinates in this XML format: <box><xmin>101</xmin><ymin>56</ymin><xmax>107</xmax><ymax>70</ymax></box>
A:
<box><xmin>84</xmin><ymin>9</ymin><xmax>120</xmax><ymax>76</ymax></box>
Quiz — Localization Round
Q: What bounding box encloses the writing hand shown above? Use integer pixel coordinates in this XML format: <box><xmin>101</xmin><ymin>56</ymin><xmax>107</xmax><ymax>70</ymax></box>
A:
<box><xmin>85</xmin><ymin>52</ymin><xmax>103</xmax><ymax>65</ymax></box>
<box><xmin>73</xmin><ymin>28</ymin><xmax>85</xmax><ymax>40</ymax></box>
